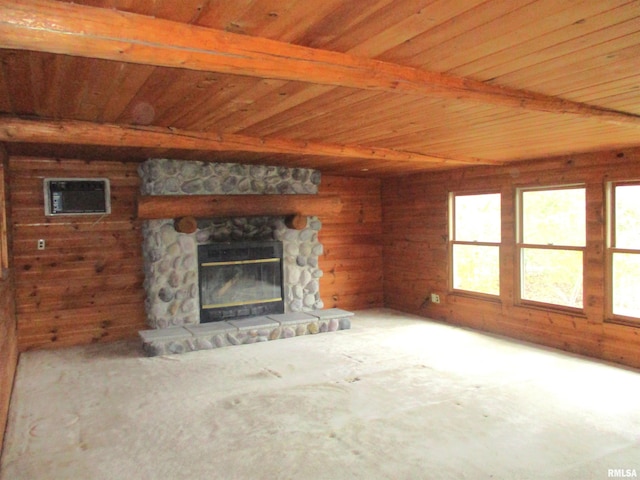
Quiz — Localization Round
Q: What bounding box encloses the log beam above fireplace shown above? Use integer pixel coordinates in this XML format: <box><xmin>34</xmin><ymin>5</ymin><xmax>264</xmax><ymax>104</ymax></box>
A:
<box><xmin>137</xmin><ymin>194</ymin><xmax>342</xmax><ymax>220</ymax></box>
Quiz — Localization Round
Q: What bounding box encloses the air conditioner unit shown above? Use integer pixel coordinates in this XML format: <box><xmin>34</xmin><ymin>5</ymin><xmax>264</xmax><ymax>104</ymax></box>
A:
<box><xmin>44</xmin><ymin>178</ymin><xmax>111</xmax><ymax>216</ymax></box>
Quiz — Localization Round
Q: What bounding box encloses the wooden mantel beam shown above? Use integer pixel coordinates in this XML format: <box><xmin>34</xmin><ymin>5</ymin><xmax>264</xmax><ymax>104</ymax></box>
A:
<box><xmin>137</xmin><ymin>194</ymin><xmax>343</xmax><ymax>220</ymax></box>
<box><xmin>1</xmin><ymin>0</ymin><xmax>639</xmax><ymax>128</ymax></box>
<box><xmin>0</xmin><ymin>117</ymin><xmax>499</xmax><ymax>166</ymax></box>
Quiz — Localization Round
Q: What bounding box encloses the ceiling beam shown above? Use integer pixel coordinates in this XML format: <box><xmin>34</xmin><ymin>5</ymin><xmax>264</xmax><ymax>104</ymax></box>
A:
<box><xmin>0</xmin><ymin>0</ymin><xmax>639</xmax><ymax>128</ymax></box>
<box><xmin>0</xmin><ymin>117</ymin><xmax>500</xmax><ymax>167</ymax></box>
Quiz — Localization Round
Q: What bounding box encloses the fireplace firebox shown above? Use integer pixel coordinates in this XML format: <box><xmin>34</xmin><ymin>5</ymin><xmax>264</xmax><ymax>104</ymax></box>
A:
<box><xmin>197</xmin><ymin>241</ymin><xmax>284</xmax><ymax>323</ymax></box>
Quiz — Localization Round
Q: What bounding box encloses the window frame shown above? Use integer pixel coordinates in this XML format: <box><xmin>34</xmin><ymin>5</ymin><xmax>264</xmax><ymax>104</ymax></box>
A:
<box><xmin>515</xmin><ymin>184</ymin><xmax>586</xmax><ymax>313</ymax></box>
<box><xmin>0</xmin><ymin>159</ymin><xmax>9</xmax><ymax>280</ymax></box>
<box><xmin>448</xmin><ymin>190</ymin><xmax>501</xmax><ymax>300</ymax></box>
<box><xmin>605</xmin><ymin>180</ymin><xmax>640</xmax><ymax>325</ymax></box>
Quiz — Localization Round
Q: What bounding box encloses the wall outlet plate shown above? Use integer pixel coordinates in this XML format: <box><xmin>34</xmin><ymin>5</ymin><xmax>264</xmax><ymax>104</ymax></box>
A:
<box><xmin>431</xmin><ymin>293</ymin><xmax>440</xmax><ymax>304</ymax></box>
<box><xmin>37</xmin><ymin>239</ymin><xmax>45</xmax><ymax>250</ymax></box>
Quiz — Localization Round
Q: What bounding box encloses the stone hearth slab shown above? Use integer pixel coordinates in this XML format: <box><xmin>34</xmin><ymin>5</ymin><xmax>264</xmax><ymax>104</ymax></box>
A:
<box><xmin>310</xmin><ymin>308</ymin><xmax>354</xmax><ymax>320</ymax></box>
<box><xmin>139</xmin><ymin>309</ymin><xmax>353</xmax><ymax>356</ymax></box>
<box><xmin>139</xmin><ymin>326</ymin><xmax>192</xmax><ymax>342</ymax></box>
<box><xmin>267</xmin><ymin>312</ymin><xmax>317</xmax><ymax>325</ymax></box>
<box><xmin>227</xmin><ymin>316</ymin><xmax>279</xmax><ymax>331</ymax></box>
<box><xmin>184</xmin><ymin>322</ymin><xmax>236</xmax><ymax>335</ymax></box>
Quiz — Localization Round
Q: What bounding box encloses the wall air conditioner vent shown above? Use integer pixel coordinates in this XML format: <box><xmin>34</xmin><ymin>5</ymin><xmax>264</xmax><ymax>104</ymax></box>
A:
<box><xmin>44</xmin><ymin>178</ymin><xmax>111</xmax><ymax>216</ymax></box>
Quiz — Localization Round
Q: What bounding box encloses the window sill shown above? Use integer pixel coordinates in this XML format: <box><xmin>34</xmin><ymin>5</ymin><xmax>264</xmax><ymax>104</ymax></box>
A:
<box><xmin>605</xmin><ymin>317</ymin><xmax>640</xmax><ymax>329</ymax></box>
<box><xmin>514</xmin><ymin>301</ymin><xmax>587</xmax><ymax>319</ymax></box>
<box><xmin>449</xmin><ymin>290</ymin><xmax>502</xmax><ymax>305</ymax></box>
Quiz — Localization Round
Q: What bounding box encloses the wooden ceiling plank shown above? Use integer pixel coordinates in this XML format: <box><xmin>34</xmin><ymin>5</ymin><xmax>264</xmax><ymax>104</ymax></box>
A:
<box><xmin>232</xmin><ymin>0</ymin><xmax>347</xmax><ymax>45</ymax></box>
<box><xmin>153</xmin><ymin>0</ymin><xmax>209</xmax><ymax>24</ymax></box>
<box><xmin>208</xmin><ymin>82</ymin><xmax>336</xmax><ymax>134</ymax></box>
<box><xmin>348</xmin><ymin>0</ymin><xmax>486</xmax><ymax>59</ymax></box>
<box><xmin>522</xmin><ymin>40</ymin><xmax>640</xmax><ymax>94</ymax></box>
<box><xmin>1</xmin><ymin>0</ymin><xmax>639</xmax><ymax>128</ymax></box>
<box><xmin>417</xmin><ymin>0</ymin><xmax>583</xmax><ymax>72</ymax></box>
<box><xmin>240</xmin><ymin>87</ymin><xmax>376</xmax><ymax>138</ymax></box>
<box><xmin>98</xmin><ymin>63</ymin><xmax>157</xmax><ymax>123</ymax></box>
<box><xmin>322</xmin><ymin>0</ymin><xmax>439</xmax><ymax>55</ymax></box>
<box><xmin>173</xmin><ymin>76</ymin><xmax>288</xmax><ymax>130</ymax></box>
<box><xmin>1</xmin><ymin>50</ymin><xmax>35</xmax><ymax>114</ymax></box>
<box><xmin>0</xmin><ymin>53</ymin><xmax>12</xmax><ymax>112</ymax></box>
<box><xmin>294</xmin><ymin>0</ymin><xmax>397</xmax><ymax>49</ymax></box>
<box><xmin>267</xmin><ymin>91</ymin><xmax>423</xmax><ymax>142</ymax></box>
<box><xmin>561</xmin><ymin>75</ymin><xmax>640</xmax><ymax>102</ymax></box>
<box><xmin>0</xmin><ymin>117</ymin><xmax>500</xmax><ymax>166</ymax></box>
<box><xmin>451</xmin><ymin>0</ymin><xmax>636</xmax><ymax>80</ymax></box>
<box><xmin>71</xmin><ymin>58</ymin><xmax>132</xmax><ymax>122</ymax></box>
<box><xmin>194</xmin><ymin>0</ymin><xmax>265</xmax><ymax>33</ymax></box>
<box><xmin>378</xmin><ymin>0</ymin><xmax>536</xmax><ymax>66</ymax></box>
<box><xmin>177</xmin><ymin>75</ymin><xmax>282</xmax><ymax>131</ymax></box>
<box><xmin>488</xmin><ymin>18</ymin><xmax>640</xmax><ymax>89</ymax></box>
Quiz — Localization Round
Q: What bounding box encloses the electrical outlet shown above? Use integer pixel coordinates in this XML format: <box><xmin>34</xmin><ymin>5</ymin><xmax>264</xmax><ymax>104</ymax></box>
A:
<box><xmin>430</xmin><ymin>293</ymin><xmax>440</xmax><ymax>304</ymax></box>
<box><xmin>37</xmin><ymin>239</ymin><xmax>45</xmax><ymax>250</ymax></box>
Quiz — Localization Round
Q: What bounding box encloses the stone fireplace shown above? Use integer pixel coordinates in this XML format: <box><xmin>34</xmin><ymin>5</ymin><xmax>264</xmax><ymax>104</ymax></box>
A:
<box><xmin>139</xmin><ymin>159</ymin><xmax>325</xmax><ymax>329</ymax></box>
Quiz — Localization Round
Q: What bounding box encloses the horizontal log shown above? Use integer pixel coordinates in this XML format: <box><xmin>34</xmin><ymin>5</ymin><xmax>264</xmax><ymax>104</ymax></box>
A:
<box><xmin>137</xmin><ymin>194</ymin><xmax>342</xmax><ymax>220</ymax></box>
<box><xmin>0</xmin><ymin>117</ymin><xmax>491</xmax><ymax>167</ymax></box>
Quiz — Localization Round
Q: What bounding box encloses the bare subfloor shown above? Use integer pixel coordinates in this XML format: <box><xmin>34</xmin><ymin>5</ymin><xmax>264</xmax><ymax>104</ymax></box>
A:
<box><xmin>2</xmin><ymin>309</ymin><xmax>639</xmax><ymax>480</ymax></box>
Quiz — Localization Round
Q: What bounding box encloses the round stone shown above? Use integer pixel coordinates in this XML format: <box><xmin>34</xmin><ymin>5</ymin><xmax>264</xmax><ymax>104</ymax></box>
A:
<box><xmin>167</xmin><ymin>342</ymin><xmax>184</xmax><ymax>354</ymax></box>
<box><xmin>196</xmin><ymin>338</ymin><xmax>213</xmax><ymax>350</ymax></box>
<box><xmin>167</xmin><ymin>242</ymin><xmax>181</xmax><ymax>257</ymax></box>
<box><xmin>181</xmin><ymin>179</ymin><xmax>202</xmax><ymax>194</ymax></box>
<box><xmin>305</xmin><ymin>279</ymin><xmax>319</xmax><ymax>294</ymax></box>
<box><xmin>180</xmin><ymin>299</ymin><xmax>195</xmax><ymax>313</ymax></box>
<box><xmin>299</xmin><ymin>229</ymin><xmax>314</xmax><ymax>242</ymax></box>
<box><xmin>164</xmin><ymin>177</ymin><xmax>180</xmax><ymax>193</ymax></box>
<box><xmin>168</xmin><ymin>271</ymin><xmax>180</xmax><ymax>288</ymax></box>
<box><xmin>299</xmin><ymin>243</ymin><xmax>312</xmax><ymax>256</ymax></box>
<box><xmin>299</xmin><ymin>270</ymin><xmax>312</xmax><ymax>286</ymax></box>
<box><xmin>285</xmin><ymin>243</ymin><xmax>299</xmax><ymax>256</ymax></box>
<box><xmin>178</xmin><ymin>236</ymin><xmax>195</xmax><ymax>253</ymax></box>
<box><xmin>307</xmin><ymin>322</ymin><xmax>319</xmax><ymax>334</ymax></box>
<box><xmin>303</xmin><ymin>294</ymin><xmax>316</xmax><ymax>307</ymax></box>
<box><xmin>309</xmin><ymin>219</ymin><xmax>322</xmax><ymax>231</ymax></box>
<box><xmin>158</xmin><ymin>288</ymin><xmax>173</xmax><ymax>303</ymax></box>
<box><xmin>285</xmin><ymin>265</ymin><xmax>301</xmax><ymax>284</ymax></box>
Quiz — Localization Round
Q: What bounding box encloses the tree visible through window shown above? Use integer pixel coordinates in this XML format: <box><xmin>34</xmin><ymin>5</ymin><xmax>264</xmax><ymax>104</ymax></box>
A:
<box><xmin>517</xmin><ymin>186</ymin><xmax>585</xmax><ymax>309</ymax></box>
<box><xmin>608</xmin><ymin>182</ymin><xmax>640</xmax><ymax>321</ymax></box>
<box><xmin>450</xmin><ymin>192</ymin><xmax>500</xmax><ymax>296</ymax></box>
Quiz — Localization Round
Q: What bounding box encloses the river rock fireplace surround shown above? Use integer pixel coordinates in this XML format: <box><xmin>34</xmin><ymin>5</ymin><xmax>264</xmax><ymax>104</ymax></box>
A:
<box><xmin>137</xmin><ymin>159</ymin><xmax>352</xmax><ymax>356</ymax></box>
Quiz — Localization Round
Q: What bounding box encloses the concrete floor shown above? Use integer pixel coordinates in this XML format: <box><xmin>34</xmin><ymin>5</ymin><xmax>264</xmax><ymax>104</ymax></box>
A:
<box><xmin>1</xmin><ymin>309</ymin><xmax>639</xmax><ymax>479</ymax></box>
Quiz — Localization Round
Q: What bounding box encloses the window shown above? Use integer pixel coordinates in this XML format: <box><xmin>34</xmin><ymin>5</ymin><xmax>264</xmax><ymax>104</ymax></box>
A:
<box><xmin>517</xmin><ymin>186</ymin><xmax>585</xmax><ymax>309</ymax></box>
<box><xmin>450</xmin><ymin>192</ymin><xmax>501</xmax><ymax>296</ymax></box>
<box><xmin>607</xmin><ymin>182</ymin><xmax>640</xmax><ymax>322</ymax></box>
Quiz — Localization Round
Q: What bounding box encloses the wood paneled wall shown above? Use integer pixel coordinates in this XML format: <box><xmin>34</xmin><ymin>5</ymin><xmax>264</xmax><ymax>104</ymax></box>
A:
<box><xmin>10</xmin><ymin>157</ymin><xmax>146</xmax><ymax>350</ymax></box>
<box><xmin>8</xmin><ymin>159</ymin><xmax>383</xmax><ymax>351</ymax></box>
<box><xmin>0</xmin><ymin>150</ymin><xmax>17</xmax><ymax>452</ymax></box>
<box><xmin>318</xmin><ymin>175</ymin><xmax>384</xmax><ymax>310</ymax></box>
<box><xmin>382</xmin><ymin>149</ymin><xmax>640</xmax><ymax>369</ymax></box>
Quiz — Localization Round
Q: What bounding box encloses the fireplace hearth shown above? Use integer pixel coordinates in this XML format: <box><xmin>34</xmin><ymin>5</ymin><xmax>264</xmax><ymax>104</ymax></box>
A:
<box><xmin>198</xmin><ymin>241</ymin><xmax>284</xmax><ymax>322</ymax></box>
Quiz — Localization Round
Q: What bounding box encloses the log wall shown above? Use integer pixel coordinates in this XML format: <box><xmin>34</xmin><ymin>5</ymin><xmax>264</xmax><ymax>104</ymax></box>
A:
<box><xmin>10</xmin><ymin>157</ymin><xmax>147</xmax><ymax>350</ymax></box>
<box><xmin>9</xmin><ymin>159</ymin><xmax>383</xmax><ymax>350</ymax></box>
<box><xmin>382</xmin><ymin>148</ymin><xmax>640</xmax><ymax>369</ymax></box>
<box><xmin>319</xmin><ymin>175</ymin><xmax>384</xmax><ymax>310</ymax></box>
<box><xmin>0</xmin><ymin>149</ymin><xmax>17</xmax><ymax>451</ymax></box>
